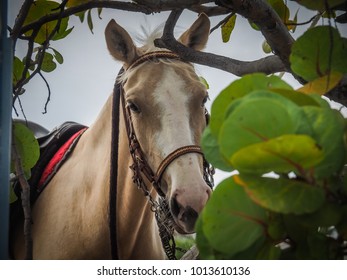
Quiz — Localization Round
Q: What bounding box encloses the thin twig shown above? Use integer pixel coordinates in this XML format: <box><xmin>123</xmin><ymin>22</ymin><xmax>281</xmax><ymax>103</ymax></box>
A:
<box><xmin>39</xmin><ymin>72</ymin><xmax>51</xmax><ymax>114</ymax></box>
<box><xmin>210</xmin><ymin>12</ymin><xmax>235</xmax><ymax>34</ymax></box>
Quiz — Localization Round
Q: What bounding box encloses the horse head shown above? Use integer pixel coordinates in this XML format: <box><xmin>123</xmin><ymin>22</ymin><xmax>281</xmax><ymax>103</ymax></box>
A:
<box><xmin>105</xmin><ymin>14</ymin><xmax>212</xmax><ymax>234</ymax></box>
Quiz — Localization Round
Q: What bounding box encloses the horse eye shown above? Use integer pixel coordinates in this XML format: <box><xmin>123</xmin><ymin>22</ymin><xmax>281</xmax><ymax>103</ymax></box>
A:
<box><xmin>127</xmin><ymin>101</ymin><xmax>141</xmax><ymax>113</ymax></box>
<box><xmin>201</xmin><ymin>95</ymin><xmax>209</xmax><ymax>107</ymax></box>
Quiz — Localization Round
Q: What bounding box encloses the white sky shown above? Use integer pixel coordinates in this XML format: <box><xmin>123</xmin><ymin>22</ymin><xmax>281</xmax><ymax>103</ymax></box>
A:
<box><xmin>8</xmin><ymin>1</ymin><xmax>347</xmax><ymax>184</ymax></box>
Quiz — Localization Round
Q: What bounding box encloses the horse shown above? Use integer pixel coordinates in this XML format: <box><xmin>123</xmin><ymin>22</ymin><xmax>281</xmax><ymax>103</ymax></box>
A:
<box><xmin>12</xmin><ymin>13</ymin><xmax>212</xmax><ymax>259</ymax></box>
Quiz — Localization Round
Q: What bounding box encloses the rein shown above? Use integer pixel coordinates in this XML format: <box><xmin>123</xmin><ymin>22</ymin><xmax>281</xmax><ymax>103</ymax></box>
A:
<box><xmin>110</xmin><ymin>51</ymin><xmax>214</xmax><ymax>260</ymax></box>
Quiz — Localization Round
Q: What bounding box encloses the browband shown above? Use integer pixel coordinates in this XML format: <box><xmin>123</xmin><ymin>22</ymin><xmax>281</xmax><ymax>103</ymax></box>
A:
<box><xmin>128</xmin><ymin>51</ymin><xmax>182</xmax><ymax>70</ymax></box>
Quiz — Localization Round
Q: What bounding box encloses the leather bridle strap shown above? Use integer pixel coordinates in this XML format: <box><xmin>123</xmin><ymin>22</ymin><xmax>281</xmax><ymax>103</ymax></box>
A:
<box><xmin>154</xmin><ymin>145</ymin><xmax>204</xmax><ymax>184</ymax></box>
<box><xmin>128</xmin><ymin>51</ymin><xmax>181</xmax><ymax>70</ymax></box>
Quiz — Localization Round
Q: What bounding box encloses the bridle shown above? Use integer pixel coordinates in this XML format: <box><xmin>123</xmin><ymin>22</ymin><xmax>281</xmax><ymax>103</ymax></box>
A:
<box><xmin>110</xmin><ymin>51</ymin><xmax>214</xmax><ymax>260</ymax></box>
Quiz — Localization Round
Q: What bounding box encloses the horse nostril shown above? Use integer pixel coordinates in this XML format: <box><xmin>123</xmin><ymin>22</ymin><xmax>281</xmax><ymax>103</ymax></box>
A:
<box><xmin>180</xmin><ymin>206</ymin><xmax>198</xmax><ymax>224</ymax></box>
<box><xmin>170</xmin><ymin>196</ymin><xmax>180</xmax><ymax>218</ymax></box>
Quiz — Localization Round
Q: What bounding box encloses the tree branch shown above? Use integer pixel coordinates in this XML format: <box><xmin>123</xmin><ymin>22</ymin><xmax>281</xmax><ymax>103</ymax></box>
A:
<box><xmin>11</xmin><ymin>137</ymin><xmax>33</xmax><ymax>260</ymax></box>
<box><xmin>216</xmin><ymin>0</ymin><xmax>295</xmax><ymax>71</ymax></box>
<box><xmin>326</xmin><ymin>74</ymin><xmax>347</xmax><ymax>107</ymax></box>
<box><xmin>154</xmin><ymin>10</ymin><xmax>286</xmax><ymax>76</ymax></box>
<box><xmin>10</xmin><ymin>0</ymin><xmax>33</xmax><ymax>47</ymax></box>
<box><xmin>13</xmin><ymin>1</ymin><xmax>68</xmax><ymax>102</ymax></box>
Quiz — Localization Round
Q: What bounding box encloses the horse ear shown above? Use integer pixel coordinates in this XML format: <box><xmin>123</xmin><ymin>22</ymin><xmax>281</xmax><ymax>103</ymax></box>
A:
<box><xmin>178</xmin><ymin>13</ymin><xmax>210</xmax><ymax>51</ymax></box>
<box><xmin>105</xmin><ymin>19</ymin><xmax>139</xmax><ymax>66</ymax></box>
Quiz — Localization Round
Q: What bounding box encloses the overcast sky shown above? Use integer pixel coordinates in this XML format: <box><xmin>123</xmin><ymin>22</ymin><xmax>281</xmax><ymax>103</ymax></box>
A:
<box><xmin>8</xmin><ymin>1</ymin><xmax>346</xmax><ymax>183</ymax></box>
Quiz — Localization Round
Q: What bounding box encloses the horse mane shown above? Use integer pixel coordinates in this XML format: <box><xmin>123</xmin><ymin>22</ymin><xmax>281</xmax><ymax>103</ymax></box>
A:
<box><xmin>117</xmin><ymin>25</ymin><xmax>195</xmax><ymax>84</ymax></box>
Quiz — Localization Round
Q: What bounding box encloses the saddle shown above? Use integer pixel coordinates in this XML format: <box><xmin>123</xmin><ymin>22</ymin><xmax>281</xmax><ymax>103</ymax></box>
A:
<box><xmin>9</xmin><ymin>121</ymin><xmax>87</xmax><ymax>258</ymax></box>
<box><xmin>12</xmin><ymin>121</ymin><xmax>87</xmax><ymax>205</ymax></box>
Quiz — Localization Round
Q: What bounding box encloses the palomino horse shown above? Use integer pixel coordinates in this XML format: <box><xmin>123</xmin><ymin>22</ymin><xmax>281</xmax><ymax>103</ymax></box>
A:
<box><xmin>13</xmin><ymin>14</ymin><xmax>212</xmax><ymax>259</ymax></box>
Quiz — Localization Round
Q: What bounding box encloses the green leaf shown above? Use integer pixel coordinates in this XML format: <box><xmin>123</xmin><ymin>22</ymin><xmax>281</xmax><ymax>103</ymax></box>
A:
<box><xmin>219</xmin><ymin>91</ymin><xmax>299</xmax><ymax>162</ymax></box>
<box><xmin>51</xmin><ymin>47</ymin><xmax>64</xmax><ymax>64</ymax></box>
<box><xmin>97</xmin><ymin>7</ymin><xmax>103</xmax><ymax>19</ymax></box>
<box><xmin>292</xmin><ymin>0</ymin><xmax>347</xmax><ymax>11</ymax></box>
<box><xmin>9</xmin><ymin>185</ymin><xmax>18</xmax><ymax>204</ymax></box>
<box><xmin>201</xmin><ymin>126</ymin><xmax>232</xmax><ymax>171</ymax></box>
<box><xmin>269</xmin><ymin>88</ymin><xmax>320</xmax><ymax>107</ymax></box>
<box><xmin>24</xmin><ymin>0</ymin><xmax>70</xmax><ymax>44</ymax></box>
<box><xmin>66</xmin><ymin>0</ymin><xmax>90</xmax><ymax>8</ymax></box>
<box><xmin>12</xmin><ymin>123</ymin><xmax>40</xmax><ymax>173</ymax></box>
<box><xmin>256</xmin><ymin>242</ymin><xmax>281</xmax><ymax>260</ymax></box>
<box><xmin>210</xmin><ymin>74</ymin><xmax>292</xmax><ymax>137</ymax></box>
<box><xmin>52</xmin><ymin>26</ymin><xmax>74</xmax><ymax>41</ymax></box>
<box><xmin>40</xmin><ymin>52</ymin><xmax>57</xmax><ymax>72</ymax></box>
<box><xmin>262</xmin><ymin>40</ymin><xmax>272</xmax><ymax>53</ymax></box>
<box><xmin>235</xmin><ymin>175</ymin><xmax>325</xmax><ymax>214</ymax></box>
<box><xmin>295</xmin><ymin>203</ymin><xmax>342</xmax><ymax>229</ymax></box>
<box><xmin>303</xmin><ymin>107</ymin><xmax>346</xmax><ymax>178</ymax></box>
<box><xmin>290</xmin><ymin>26</ymin><xmax>347</xmax><ymax>81</ymax></box>
<box><xmin>297</xmin><ymin>72</ymin><xmax>343</xmax><ymax>95</ymax></box>
<box><xmin>87</xmin><ymin>9</ymin><xmax>94</xmax><ymax>34</ymax></box>
<box><xmin>221</xmin><ymin>14</ymin><xmax>237</xmax><ymax>43</ymax></box>
<box><xmin>199</xmin><ymin>76</ymin><xmax>209</xmax><ymax>89</ymax></box>
<box><xmin>195</xmin><ymin>216</ymin><xmax>215</xmax><ymax>260</ymax></box>
<box><xmin>13</xmin><ymin>56</ymin><xmax>29</xmax><ymax>85</ymax></box>
<box><xmin>201</xmin><ymin>177</ymin><xmax>267</xmax><ymax>256</ymax></box>
<box><xmin>267</xmin><ymin>0</ymin><xmax>290</xmax><ymax>22</ymax></box>
<box><xmin>231</xmin><ymin>134</ymin><xmax>324</xmax><ymax>175</ymax></box>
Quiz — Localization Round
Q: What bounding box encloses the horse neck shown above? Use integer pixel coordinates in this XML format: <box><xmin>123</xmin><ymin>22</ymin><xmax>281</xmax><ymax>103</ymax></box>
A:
<box><xmin>87</xmin><ymin>93</ymin><xmax>165</xmax><ymax>259</ymax></box>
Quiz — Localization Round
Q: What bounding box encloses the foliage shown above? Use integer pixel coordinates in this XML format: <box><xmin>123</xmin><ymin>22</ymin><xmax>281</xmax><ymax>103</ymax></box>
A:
<box><xmin>197</xmin><ymin>1</ymin><xmax>347</xmax><ymax>258</ymax></box>
<box><xmin>10</xmin><ymin>122</ymin><xmax>40</xmax><ymax>203</ymax></box>
<box><xmin>12</xmin><ymin>0</ymin><xmax>98</xmax><ymax>97</ymax></box>
<box><xmin>8</xmin><ymin>0</ymin><xmax>347</xmax><ymax>260</ymax></box>
<box><xmin>10</xmin><ymin>0</ymin><xmax>100</xmax><ymax>201</ymax></box>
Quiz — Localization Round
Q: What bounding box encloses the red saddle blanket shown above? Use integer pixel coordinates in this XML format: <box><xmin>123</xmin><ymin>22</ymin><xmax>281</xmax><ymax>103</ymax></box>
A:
<box><xmin>38</xmin><ymin>128</ymin><xmax>87</xmax><ymax>189</ymax></box>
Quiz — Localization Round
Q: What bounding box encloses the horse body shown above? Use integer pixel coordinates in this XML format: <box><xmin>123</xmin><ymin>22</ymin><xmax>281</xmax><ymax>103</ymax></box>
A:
<box><xmin>13</xmin><ymin>14</ymin><xmax>211</xmax><ymax>259</ymax></box>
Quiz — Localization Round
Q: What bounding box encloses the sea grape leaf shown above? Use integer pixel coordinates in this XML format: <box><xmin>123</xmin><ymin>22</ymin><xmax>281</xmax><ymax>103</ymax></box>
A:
<box><xmin>255</xmin><ymin>242</ymin><xmax>281</xmax><ymax>260</ymax></box>
<box><xmin>40</xmin><ymin>52</ymin><xmax>57</xmax><ymax>72</ymax></box>
<box><xmin>267</xmin><ymin>0</ymin><xmax>290</xmax><ymax>22</ymax></box>
<box><xmin>221</xmin><ymin>14</ymin><xmax>237</xmax><ymax>43</ymax></box>
<box><xmin>290</xmin><ymin>26</ymin><xmax>347</xmax><ymax>81</ymax></box>
<box><xmin>13</xmin><ymin>56</ymin><xmax>29</xmax><ymax>85</ymax></box>
<box><xmin>12</xmin><ymin>123</ymin><xmax>40</xmax><ymax>173</ymax></box>
<box><xmin>219</xmin><ymin>92</ymin><xmax>299</xmax><ymax>162</ymax></box>
<box><xmin>292</xmin><ymin>0</ymin><xmax>347</xmax><ymax>11</ymax></box>
<box><xmin>52</xmin><ymin>26</ymin><xmax>74</xmax><ymax>41</ymax></box>
<box><xmin>210</xmin><ymin>74</ymin><xmax>292</xmax><ymax>137</ymax></box>
<box><xmin>201</xmin><ymin>177</ymin><xmax>267</xmax><ymax>256</ymax></box>
<box><xmin>235</xmin><ymin>175</ymin><xmax>325</xmax><ymax>214</ymax></box>
<box><xmin>297</xmin><ymin>72</ymin><xmax>343</xmax><ymax>95</ymax></box>
<box><xmin>295</xmin><ymin>203</ymin><xmax>342</xmax><ymax>229</ymax></box>
<box><xmin>195</xmin><ymin>216</ymin><xmax>215</xmax><ymax>260</ymax></box>
<box><xmin>66</xmin><ymin>0</ymin><xmax>90</xmax><ymax>7</ymax></box>
<box><xmin>269</xmin><ymin>88</ymin><xmax>320</xmax><ymax>107</ymax></box>
<box><xmin>24</xmin><ymin>1</ymin><xmax>70</xmax><ymax>44</ymax></box>
<box><xmin>230</xmin><ymin>134</ymin><xmax>324</xmax><ymax>175</ymax></box>
<box><xmin>51</xmin><ymin>47</ymin><xmax>64</xmax><ymax>64</ymax></box>
<box><xmin>201</xmin><ymin>127</ymin><xmax>232</xmax><ymax>171</ymax></box>
<box><xmin>303</xmin><ymin>107</ymin><xmax>346</xmax><ymax>178</ymax></box>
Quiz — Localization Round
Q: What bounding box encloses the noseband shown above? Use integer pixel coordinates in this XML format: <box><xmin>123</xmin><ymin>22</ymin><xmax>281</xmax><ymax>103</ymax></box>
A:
<box><xmin>110</xmin><ymin>51</ymin><xmax>214</xmax><ymax>260</ymax></box>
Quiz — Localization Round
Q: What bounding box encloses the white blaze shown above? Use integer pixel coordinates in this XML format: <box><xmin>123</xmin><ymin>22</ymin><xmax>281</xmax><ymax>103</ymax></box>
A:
<box><xmin>153</xmin><ymin>67</ymin><xmax>204</xmax><ymax>183</ymax></box>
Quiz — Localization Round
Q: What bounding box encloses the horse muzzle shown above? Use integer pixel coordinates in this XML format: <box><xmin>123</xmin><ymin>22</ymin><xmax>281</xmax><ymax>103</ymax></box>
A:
<box><xmin>169</xmin><ymin>184</ymin><xmax>211</xmax><ymax>234</ymax></box>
